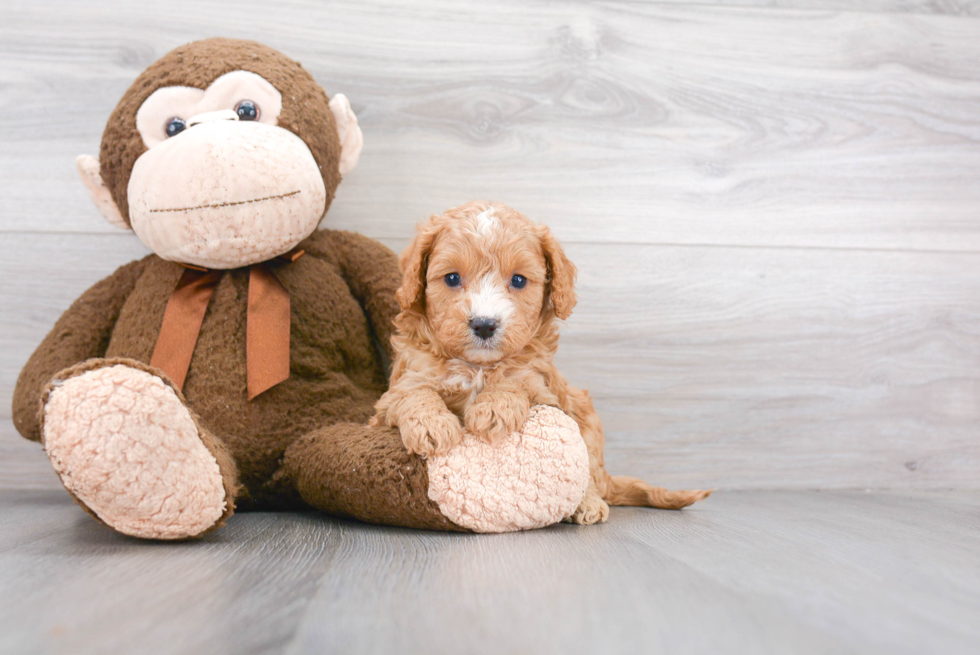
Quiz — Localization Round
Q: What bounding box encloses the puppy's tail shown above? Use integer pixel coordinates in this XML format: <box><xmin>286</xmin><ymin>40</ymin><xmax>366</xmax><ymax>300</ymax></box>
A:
<box><xmin>602</xmin><ymin>473</ymin><xmax>713</xmax><ymax>510</ymax></box>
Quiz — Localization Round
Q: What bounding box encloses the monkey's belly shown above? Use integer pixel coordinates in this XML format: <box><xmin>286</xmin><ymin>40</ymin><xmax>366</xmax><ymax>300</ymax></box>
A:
<box><xmin>105</xmin><ymin>256</ymin><xmax>387</xmax><ymax>495</ymax></box>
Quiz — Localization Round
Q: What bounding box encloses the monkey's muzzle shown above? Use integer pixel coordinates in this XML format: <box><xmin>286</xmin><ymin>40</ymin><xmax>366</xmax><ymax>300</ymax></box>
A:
<box><xmin>127</xmin><ymin>120</ymin><xmax>327</xmax><ymax>269</ymax></box>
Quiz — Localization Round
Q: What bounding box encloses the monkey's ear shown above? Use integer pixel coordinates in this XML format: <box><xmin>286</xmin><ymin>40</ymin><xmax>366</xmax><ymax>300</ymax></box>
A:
<box><xmin>328</xmin><ymin>94</ymin><xmax>363</xmax><ymax>176</ymax></box>
<box><xmin>76</xmin><ymin>155</ymin><xmax>129</xmax><ymax>230</ymax></box>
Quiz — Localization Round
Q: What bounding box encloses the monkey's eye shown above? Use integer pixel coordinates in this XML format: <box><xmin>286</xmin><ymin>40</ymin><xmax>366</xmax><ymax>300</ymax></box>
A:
<box><xmin>165</xmin><ymin>117</ymin><xmax>187</xmax><ymax>138</ymax></box>
<box><xmin>510</xmin><ymin>274</ymin><xmax>527</xmax><ymax>289</ymax></box>
<box><xmin>235</xmin><ymin>100</ymin><xmax>260</xmax><ymax>121</ymax></box>
<box><xmin>444</xmin><ymin>273</ymin><xmax>462</xmax><ymax>288</ymax></box>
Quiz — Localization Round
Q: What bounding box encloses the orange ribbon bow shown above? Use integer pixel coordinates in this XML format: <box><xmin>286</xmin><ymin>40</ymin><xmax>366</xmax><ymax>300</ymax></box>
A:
<box><xmin>150</xmin><ymin>250</ymin><xmax>303</xmax><ymax>400</ymax></box>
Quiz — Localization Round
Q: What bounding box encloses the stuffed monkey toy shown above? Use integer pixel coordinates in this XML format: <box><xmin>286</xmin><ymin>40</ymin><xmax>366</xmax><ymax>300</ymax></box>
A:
<box><xmin>12</xmin><ymin>38</ymin><xmax>589</xmax><ymax>539</ymax></box>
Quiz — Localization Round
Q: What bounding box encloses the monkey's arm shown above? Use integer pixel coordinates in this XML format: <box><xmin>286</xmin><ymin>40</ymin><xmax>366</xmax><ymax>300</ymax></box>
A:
<box><xmin>12</xmin><ymin>257</ymin><xmax>149</xmax><ymax>441</ymax></box>
<box><xmin>303</xmin><ymin>229</ymin><xmax>401</xmax><ymax>363</ymax></box>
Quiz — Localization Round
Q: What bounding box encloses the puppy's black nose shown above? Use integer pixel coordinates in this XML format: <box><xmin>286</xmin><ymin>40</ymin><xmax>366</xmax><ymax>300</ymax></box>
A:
<box><xmin>469</xmin><ymin>317</ymin><xmax>499</xmax><ymax>341</ymax></box>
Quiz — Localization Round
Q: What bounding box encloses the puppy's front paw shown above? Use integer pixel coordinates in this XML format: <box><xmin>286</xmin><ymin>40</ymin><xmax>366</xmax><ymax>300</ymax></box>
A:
<box><xmin>464</xmin><ymin>395</ymin><xmax>527</xmax><ymax>444</ymax></box>
<box><xmin>400</xmin><ymin>411</ymin><xmax>463</xmax><ymax>457</ymax></box>
<box><xmin>566</xmin><ymin>490</ymin><xmax>610</xmax><ymax>525</ymax></box>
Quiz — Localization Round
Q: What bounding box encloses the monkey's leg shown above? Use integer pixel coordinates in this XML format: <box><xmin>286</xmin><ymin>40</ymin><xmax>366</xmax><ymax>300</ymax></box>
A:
<box><xmin>274</xmin><ymin>405</ymin><xmax>589</xmax><ymax>533</ymax></box>
<box><xmin>276</xmin><ymin>422</ymin><xmax>467</xmax><ymax>531</ymax></box>
<box><xmin>40</xmin><ymin>358</ymin><xmax>239</xmax><ymax>540</ymax></box>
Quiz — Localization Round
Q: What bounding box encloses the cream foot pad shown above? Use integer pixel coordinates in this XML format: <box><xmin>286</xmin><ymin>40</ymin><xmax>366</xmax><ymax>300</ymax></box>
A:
<box><xmin>427</xmin><ymin>405</ymin><xmax>590</xmax><ymax>533</ymax></box>
<box><xmin>42</xmin><ymin>364</ymin><xmax>226</xmax><ymax>539</ymax></box>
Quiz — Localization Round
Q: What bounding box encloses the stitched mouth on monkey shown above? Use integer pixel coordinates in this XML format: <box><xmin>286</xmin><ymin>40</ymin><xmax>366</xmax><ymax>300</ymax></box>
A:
<box><xmin>148</xmin><ymin>188</ymin><xmax>303</xmax><ymax>215</ymax></box>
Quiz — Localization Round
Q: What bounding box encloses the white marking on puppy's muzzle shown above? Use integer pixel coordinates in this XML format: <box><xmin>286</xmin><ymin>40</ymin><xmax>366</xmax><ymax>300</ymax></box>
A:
<box><xmin>468</xmin><ymin>275</ymin><xmax>514</xmax><ymax>338</ymax></box>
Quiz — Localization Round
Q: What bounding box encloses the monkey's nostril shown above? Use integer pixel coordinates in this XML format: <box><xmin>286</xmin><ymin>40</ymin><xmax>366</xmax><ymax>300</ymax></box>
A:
<box><xmin>469</xmin><ymin>317</ymin><xmax>499</xmax><ymax>341</ymax></box>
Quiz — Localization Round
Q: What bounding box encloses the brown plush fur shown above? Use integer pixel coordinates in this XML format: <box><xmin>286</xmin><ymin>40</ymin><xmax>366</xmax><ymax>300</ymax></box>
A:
<box><xmin>11</xmin><ymin>40</ymin><xmax>457</xmax><ymax>530</ymax></box>
<box><xmin>14</xmin><ymin>229</ymin><xmax>401</xmax><ymax>508</ymax></box>
<box><xmin>279</xmin><ymin>422</ymin><xmax>467</xmax><ymax>531</ymax></box>
<box><xmin>373</xmin><ymin>201</ymin><xmax>712</xmax><ymax>524</ymax></box>
<box><xmin>99</xmin><ymin>38</ymin><xmax>342</xmax><ymax>225</ymax></box>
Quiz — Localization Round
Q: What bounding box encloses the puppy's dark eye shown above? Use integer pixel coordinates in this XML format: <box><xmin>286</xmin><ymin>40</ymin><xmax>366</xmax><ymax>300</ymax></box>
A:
<box><xmin>165</xmin><ymin>117</ymin><xmax>186</xmax><ymax>138</ymax></box>
<box><xmin>235</xmin><ymin>100</ymin><xmax>260</xmax><ymax>121</ymax></box>
<box><xmin>445</xmin><ymin>272</ymin><xmax>462</xmax><ymax>288</ymax></box>
<box><xmin>510</xmin><ymin>274</ymin><xmax>527</xmax><ymax>289</ymax></box>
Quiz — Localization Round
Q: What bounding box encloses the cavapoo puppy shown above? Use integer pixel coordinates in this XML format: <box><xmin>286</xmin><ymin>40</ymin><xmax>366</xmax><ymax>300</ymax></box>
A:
<box><xmin>371</xmin><ymin>201</ymin><xmax>711</xmax><ymax>524</ymax></box>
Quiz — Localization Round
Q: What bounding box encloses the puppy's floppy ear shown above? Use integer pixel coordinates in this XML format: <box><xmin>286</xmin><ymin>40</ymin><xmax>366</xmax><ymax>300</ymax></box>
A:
<box><xmin>396</xmin><ymin>215</ymin><xmax>443</xmax><ymax>311</ymax></box>
<box><xmin>536</xmin><ymin>224</ymin><xmax>577</xmax><ymax>320</ymax></box>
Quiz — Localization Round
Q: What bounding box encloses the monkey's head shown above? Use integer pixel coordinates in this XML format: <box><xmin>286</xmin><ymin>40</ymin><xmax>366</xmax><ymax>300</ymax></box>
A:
<box><xmin>77</xmin><ymin>38</ymin><xmax>363</xmax><ymax>269</ymax></box>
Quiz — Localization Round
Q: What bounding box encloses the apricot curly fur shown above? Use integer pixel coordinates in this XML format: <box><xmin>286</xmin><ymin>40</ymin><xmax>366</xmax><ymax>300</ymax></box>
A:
<box><xmin>373</xmin><ymin>201</ymin><xmax>711</xmax><ymax>523</ymax></box>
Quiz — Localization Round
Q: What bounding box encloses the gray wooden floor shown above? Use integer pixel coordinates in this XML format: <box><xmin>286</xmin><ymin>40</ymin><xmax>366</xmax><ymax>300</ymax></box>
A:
<box><xmin>0</xmin><ymin>489</ymin><xmax>976</xmax><ymax>655</ymax></box>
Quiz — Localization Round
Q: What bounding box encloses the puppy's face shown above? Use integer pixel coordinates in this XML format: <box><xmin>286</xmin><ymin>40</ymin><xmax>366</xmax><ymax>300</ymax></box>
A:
<box><xmin>398</xmin><ymin>201</ymin><xmax>576</xmax><ymax>364</ymax></box>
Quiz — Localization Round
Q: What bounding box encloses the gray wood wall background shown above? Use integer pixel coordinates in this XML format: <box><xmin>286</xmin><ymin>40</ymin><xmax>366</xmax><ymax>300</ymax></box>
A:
<box><xmin>2</xmin><ymin>0</ymin><xmax>978</xmax><ymax>492</ymax></box>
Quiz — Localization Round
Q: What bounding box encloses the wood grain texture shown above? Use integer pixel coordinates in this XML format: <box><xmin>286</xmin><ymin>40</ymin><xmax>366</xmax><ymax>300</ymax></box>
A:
<box><xmin>1</xmin><ymin>489</ymin><xmax>977</xmax><ymax>654</ymax></box>
<box><xmin>566</xmin><ymin>243</ymin><xmax>980</xmax><ymax>490</ymax></box>
<box><xmin>3</xmin><ymin>233</ymin><xmax>978</xmax><ymax>490</ymax></box>
<box><xmin>289</xmin><ymin>491</ymin><xmax>980</xmax><ymax>654</ymax></box>
<box><xmin>2</xmin><ymin>0</ymin><xmax>979</xmax><ymax>491</ymax></box>
<box><xmin>634</xmin><ymin>0</ymin><xmax>980</xmax><ymax>15</ymax></box>
<box><xmin>2</xmin><ymin>2</ymin><xmax>980</xmax><ymax>250</ymax></box>
<box><xmin>0</xmin><ymin>491</ymin><xmax>343</xmax><ymax>655</ymax></box>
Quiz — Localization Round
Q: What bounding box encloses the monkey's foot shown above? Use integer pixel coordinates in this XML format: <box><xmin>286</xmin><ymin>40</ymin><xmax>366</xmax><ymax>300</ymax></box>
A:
<box><xmin>41</xmin><ymin>362</ymin><xmax>229</xmax><ymax>539</ymax></box>
<box><xmin>427</xmin><ymin>405</ymin><xmax>591</xmax><ymax>532</ymax></box>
